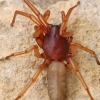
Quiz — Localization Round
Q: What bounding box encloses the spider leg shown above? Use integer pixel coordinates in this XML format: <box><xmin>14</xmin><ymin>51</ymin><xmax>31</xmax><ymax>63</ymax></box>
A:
<box><xmin>0</xmin><ymin>45</ymin><xmax>42</xmax><ymax>61</ymax></box>
<box><xmin>34</xmin><ymin>10</ymin><xmax>50</xmax><ymax>47</ymax></box>
<box><xmin>43</xmin><ymin>10</ymin><xmax>50</xmax><ymax>21</ymax></box>
<box><xmin>60</xmin><ymin>1</ymin><xmax>80</xmax><ymax>35</ymax></box>
<box><xmin>70</xmin><ymin>43</ymin><xmax>77</xmax><ymax>57</ymax></box>
<box><xmin>11</xmin><ymin>11</ymin><xmax>43</xmax><ymax>26</ymax></box>
<box><xmin>61</xmin><ymin>11</ymin><xmax>66</xmax><ymax>22</ymax></box>
<box><xmin>68</xmin><ymin>57</ymin><xmax>94</xmax><ymax>100</ymax></box>
<box><xmin>61</xmin><ymin>32</ymin><xmax>73</xmax><ymax>38</ymax></box>
<box><xmin>33</xmin><ymin>10</ymin><xmax>50</xmax><ymax>30</ymax></box>
<box><xmin>15</xmin><ymin>59</ymin><xmax>51</xmax><ymax>100</ymax></box>
<box><xmin>11</xmin><ymin>10</ymin><xmax>50</xmax><ymax>39</ymax></box>
<box><xmin>33</xmin><ymin>26</ymin><xmax>45</xmax><ymax>48</ymax></box>
<box><xmin>36</xmin><ymin>35</ymin><xmax>44</xmax><ymax>48</ymax></box>
<box><xmin>70</xmin><ymin>42</ymin><xmax>100</xmax><ymax>65</ymax></box>
<box><xmin>33</xmin><ymin>27</ymin><xmax>46</xmax><ymax>38</ymax></box>
<box><xmin>24</xmin><ymin>0</ymin><xmax>50</xmax><ymax>30</ymax></box>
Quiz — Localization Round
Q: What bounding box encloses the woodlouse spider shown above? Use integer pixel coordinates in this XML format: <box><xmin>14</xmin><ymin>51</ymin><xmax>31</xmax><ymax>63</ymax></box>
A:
<box><xmin>0</xmin><ymin>0</ymin><xmax>100</xmax><ymax>100</ymax></box>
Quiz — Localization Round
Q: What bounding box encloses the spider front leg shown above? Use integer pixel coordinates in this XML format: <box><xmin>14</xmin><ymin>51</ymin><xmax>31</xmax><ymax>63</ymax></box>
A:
<box><xmin>60</xmin><ymin>1</ymin><xmax>80</xmax><ymax>35</ymax></box>
<box><xmin>0</xmin><ymin>45</ymin><xmax>41</xmax><ymax>61</ymax></box>
<box><xmin>68</xmin><ymin>58</ymin><xmax>94</xmax><ymax>100</ymax></box>
<box><xmin>33</xmin><ymin>10</ymin><xmax>50</xmax><ymax>47</ymax></box>
<box><xmin>15</xmin><ymin>59</ymin><xmax>51</xmax><ymax>100</ymax></box>
<box><xmin>11</xmin><ymin>10</ymin><xmax>43</xmax><ymax>27</ymax></box>
<box><xmin>24</xmin><ymin>0</ymin><xmax>50</xmax><ymax>30</ymax></box>
<box><xmin>33</xmin><ymin>9</ymin><xmax>50</xmax><ymax>31</ymax></box>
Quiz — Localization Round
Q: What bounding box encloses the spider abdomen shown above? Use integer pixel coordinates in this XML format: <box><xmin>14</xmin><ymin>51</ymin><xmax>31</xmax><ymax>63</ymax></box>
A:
<box><xmin>48</xmin><ymin>61</ymin><xmax>66</xmax><ymax>100</ymax></box>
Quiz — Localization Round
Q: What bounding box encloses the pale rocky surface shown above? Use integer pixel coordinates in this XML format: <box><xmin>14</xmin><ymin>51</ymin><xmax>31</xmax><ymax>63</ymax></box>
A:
<box><xmin>0</xmin><ymin>0</ymin><xmax>100</xmax><ymax>100</ymax></box>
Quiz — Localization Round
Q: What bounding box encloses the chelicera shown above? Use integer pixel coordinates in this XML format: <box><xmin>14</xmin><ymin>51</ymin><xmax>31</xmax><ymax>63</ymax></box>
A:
<box><xmin>1</xmin><ymin>0</ymin><xmax>100</xmax><ymax>100</ymax></box>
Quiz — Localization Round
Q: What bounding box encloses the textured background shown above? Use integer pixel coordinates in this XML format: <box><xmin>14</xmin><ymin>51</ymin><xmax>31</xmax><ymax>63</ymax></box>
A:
<box><xmin>0</xmin><ymin>0</ymin><xmax>100</xmax><ymax>100</ymax></box>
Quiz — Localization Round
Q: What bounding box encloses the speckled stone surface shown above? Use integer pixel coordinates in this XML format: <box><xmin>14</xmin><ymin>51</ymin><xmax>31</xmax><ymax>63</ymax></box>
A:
<box><xmin>0</xmin><ymin>0</ymin><xmax>100</xmax><ymax>100</ymax></box>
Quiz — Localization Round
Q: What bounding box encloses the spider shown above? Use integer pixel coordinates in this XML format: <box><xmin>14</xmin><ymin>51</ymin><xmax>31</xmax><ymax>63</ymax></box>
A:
<box><xmin>0</xmin><ymin>0</ymin><xmax>99</xmax><ymax>100</ymax></box>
